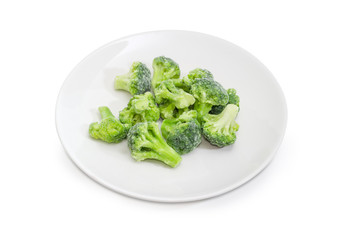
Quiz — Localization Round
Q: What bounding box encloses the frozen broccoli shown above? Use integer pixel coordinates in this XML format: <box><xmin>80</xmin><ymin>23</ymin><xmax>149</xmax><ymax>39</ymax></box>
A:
<box><xmin>174</xmin><ymin>107</ymin><xmax>191</xmax><ymax>118</ymax></box>
<box><xmin>119</xmin><ymin>92</ymin><xmax>160</xmax><ymax>126</ymax></box>
<box><xmin>227</xmin><ymin>88</ymin><xmax>240</xmax><ymax>107</ymax></box>
<box><xmin>155</xmin><ymin>79</ymin><xmax>195</xmax><ymax>110</ymax></box>
<box><xmin>185</xmin><ymin>68</ymin><xmax>214</xmax><ymax>81</ymax></box>
<box><xmin>158</xmin><ymin>101</ymin><xmax>176</xmax><ymax>119</ymax></box>
<box><xmin>161</xmin><ymin>110</ymin><xmax>201</xmax><ymax>155</ymax></box>
<box><xmin>210</xmin><ymin>88</ymin><xmax>240</xmax><ymax>114</ymax></box>
<box><xmin>158</xmin><ymin>103</ymin><xmax>191</xmax><ymax>120</ymax></box>
<box><xmin>89</xmin><ymin>106</ymin><xmax>127</xmax><ymax>143</ymax></box>
<box><xmin>127</xmin><ymin>122</ymin><xmax>182</xmax><ymax>168</ymax></box>
<box><xmin>202</xmin><ymin>104</ymin><xmax>240</xmax><ymax>147</ymax></box>
<box><xmin>152</xmin><ymin>56</ymin><xmax>180</xmax><ymax>89</ymax></box>
<box><xmin>173</xmin><ymin>68</ymin><xmax>214</xmax><ymax>93</ymax></box>
<box><xmin>191</xmin><ymin>78</ymin><xmax>229</xmax><ymax>121</ymax></box>
<box><xmin>114</xmin><ymin>61</ymin><xmax>151</xmax><ymax>95</ymax></box>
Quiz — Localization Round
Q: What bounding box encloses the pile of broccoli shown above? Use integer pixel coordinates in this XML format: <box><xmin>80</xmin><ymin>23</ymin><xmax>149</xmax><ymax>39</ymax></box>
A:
<box><xmin>89</xmin><ymin>56</ymin><xmax>240</xmax><ymax>168</ymax></box>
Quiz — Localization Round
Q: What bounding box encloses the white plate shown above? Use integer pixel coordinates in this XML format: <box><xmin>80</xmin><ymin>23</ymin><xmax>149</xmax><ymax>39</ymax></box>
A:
<box><xmin>56</xmin><ymin>30</ymin><xmax>287</xmax><ymax>202</ymax></box>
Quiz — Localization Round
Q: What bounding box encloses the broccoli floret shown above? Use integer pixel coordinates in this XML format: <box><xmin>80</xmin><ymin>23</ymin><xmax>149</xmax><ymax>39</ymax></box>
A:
<box><xmin>191</xmin><ymin>78</ymin><xmax>229</xmax><ymax>121</ymax></box>
<box><xmin>127</xmin><ymin>122</ymin><xmax>182</xmax><ymax>168</ymax></box>
<box><xmin>173</xmin><ymin>68</ymin><xmax>214</xmax><ymax>93</ymax></box>
<box><xmin>210</xmin><ymin>88</ymin><xmax>240</xmax><ymax>114</ymax></box>
<box><xmin>114</xmin><ymin>62</ymin><xmax>151</xmax><ymax>95</ymax></box>
<box><xmin>155</xmin><ymin>79</ymin><xmax>195</xmax><ymax>110</ymax></box>
<box><xmin>227</xmin><ymin>88</ymin><xmax>240</xmax><ymax>107</ymax></box>
<box><xmin>202</xmin><ymin>104</ymin><xmax>240</xmax><ymax>147</ymax></box>
<box><xmin>119</xmin><ymin>92</ymin><xmax>160</xmax><ymax>126</ymax></box>
<box><xmin>161</xmin><ymin>110</ymin><xmax>201</xmax><ymax>155</ymax></box>
<box><xmin>152</xmin><ymin>56</ymin><xmax>180</xmax><ymax>89</ymax></box>
<box><xmin>89</xmin><ymin>106</ymin><xmax>127</xmax><ymax>143</ymax></box>
<box><xmin>186</xmin><ymin>68</ymin><xmax>214</xmax><ymax>81</ymax></box>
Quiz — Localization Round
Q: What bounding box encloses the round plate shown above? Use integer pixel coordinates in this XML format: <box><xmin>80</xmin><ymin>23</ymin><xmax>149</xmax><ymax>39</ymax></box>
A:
<box><xmin>56</xmin><ymin>30</ymin><xmax>287</xmax><ymax>202</ymax></box>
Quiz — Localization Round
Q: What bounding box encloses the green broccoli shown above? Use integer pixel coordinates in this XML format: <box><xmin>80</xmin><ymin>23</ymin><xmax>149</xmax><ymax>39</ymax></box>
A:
<box><xmin>174</xmin><ymin>107</ymin><xmax>191</xmax><ymax>118</ymax></box>
<box><xmin>155</xmin><ymin>79</ymin><xmax>195</xmax><ymax>110</ymax></box>
<box><xmin>210</xmin><ymin>88</ymin><xmax>240</xmax><ymax>114</ymax></box>
<box><xmin>191</xmin><ymin>78</ymin><xmax>229</xmax><ymax>121</ymax></box>
<box><xmin>114</xmin><ymin>61</ymin><xmax>151</xmax><ymax>95</ymax></box>
<box><xmin>158</xmin><ymin>103</ymin><xmax>191</xmax><ymax>119</ymax></box>
<box><xmin>227</xmin><ymin>88</ymin><xmax>240</xmax><ymax>107</ymax></box>
<box><xmin>186</xmin><ymin>68</ymin><xmax>214</xmax><ymax>81</ymax></box>
<box><xmin>119</xmin><ymin>92</ymin><xmax>160</xmax><ymax>126</ymax></box>
<box><xmin>161</xmin><ymin>110</ymin><xmax>201</xmax><ymax>155</ymax></box>
<box><xmin>172</xmin><ymin>68</ymin><xmax>214</xmax><ymax>93</ymax></box>
<box><xmin>89</xmin><ymin>106</ymin><xmax>127</xmax><ymax>143</ymax></box>
<box><xmin>202</xmin><ymin>104</ymin><xmax>240</xmax><ymax>147</ymax></box>
<box><xmin>127</xmin><ymin>122</ymin><xmax>182</xmax><ymax>168</ymax></box>
<box><xmin>152</xmin><ymin>56</ymin><xmax>180</xmax><ymax>89</ymax></box>
<box><xmin>158</xmin><ymin>101</ymin><xmax>176</xmax><ymax>119</ymax></box>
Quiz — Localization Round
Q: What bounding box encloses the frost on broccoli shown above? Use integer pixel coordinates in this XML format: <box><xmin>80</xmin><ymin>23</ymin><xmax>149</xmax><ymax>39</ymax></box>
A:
<box><xmin>89</xmin><ymin>106</ymin><xmax>127</xmax><ymax>143</ymax></box>
<box><xmin>114</xmin><ymin>61</ymin><xmax>151</xmax><ymax>95</ymax></box>
<box><xmin>119</xmin><ymin>92</ymin><xmax>160</xmax><ymax>126</ymax></box>
<box><xmin>202</xmin><ymin>104</ymin><xmax>240</xmax><ymax>147</ymax></box>
<box><xmin>161</xmin><ymin>110</ymin><xmax>201</xmax><ymax>155</ymax></box>
<box><xmin>127</xmin><ymin>122</ymin><xmax>182</xmax><ymax>168</ymax></box>
<box><xmin>152</xmin><ymin>56</ymin><xmax>180</xmax><ymax>90</ymax></box>
<box><xmin>191</xmin><ymin>78</ymin><xmax>229</xmax><ymax>121</ymax></box>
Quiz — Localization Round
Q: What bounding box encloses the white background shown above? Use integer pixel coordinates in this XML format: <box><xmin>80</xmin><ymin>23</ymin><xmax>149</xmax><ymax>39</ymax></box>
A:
<box><xmin>1</xmin><ymin>0</ymin><xmax>336</xmax><ymax>239</ymax></box>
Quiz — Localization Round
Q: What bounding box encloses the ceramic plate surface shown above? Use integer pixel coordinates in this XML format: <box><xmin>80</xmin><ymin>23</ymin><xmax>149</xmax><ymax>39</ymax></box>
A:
<box><xmin>56</xmin><ymin>30</ymin><xmax>287</xmax><ymax>202</ymax></box>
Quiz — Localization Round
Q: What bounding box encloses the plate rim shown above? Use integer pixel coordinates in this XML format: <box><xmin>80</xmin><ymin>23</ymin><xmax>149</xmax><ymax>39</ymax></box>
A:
<box><xmin>55</xmin><ymin>30</ymin><xmax>288</xmax><ymax>203</ymax></box>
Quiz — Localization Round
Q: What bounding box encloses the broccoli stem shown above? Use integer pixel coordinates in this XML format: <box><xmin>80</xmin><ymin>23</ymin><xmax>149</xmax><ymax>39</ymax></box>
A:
<box><xmin>146</xmin><ymin>124</ymin><xmax>182</xmax><ymax>167</ymax></box>
<box><xmin>99</xmin><ymin>106</ymin><xmax>113</xmax><ymax>119</ymax></box>
<box><xmin>174</xmin><ymin>94</ymin><xmax>195</xmax><ymax>109</ymax></box>
<box><xmin>194</xmin><ymin>102</ymin><xmax>213</xmax><ymax>121</ymax></box>
<box><xmin>114</xmin><ymin>74</ymin><xmax>131</xmax><ymax>92</ymax></box>
<box><xmin>215</xmin><ymin>104</ymin><xmax>239</xmax><ymax>132</ymax></box>
<box><xmin>154</xmin><ymin>139</ymin><xmax>182</xmax><ymax>168</ymax></box>
<box><xmin>152</xmin><ymin>68</ymin><xmax>163</xmax><ymax>89</ymax></box>
<box><xmin>161</xmin><ymin>121</ymin><xmax>174</xmax><ymax>139</ymax></box>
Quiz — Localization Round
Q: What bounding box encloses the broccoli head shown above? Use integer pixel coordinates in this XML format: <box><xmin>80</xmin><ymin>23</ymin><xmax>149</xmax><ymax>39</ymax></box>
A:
<box><xmin>152</xmin><ymin>56</ymin><xmax>180</xmax><ymax>89</ymax></box>
<box><xmin>155</xmin><ymin>79</ymin><xmax>195</xmax><ymax>110</ymax></box>
<box><xmin>186</xmin><ymin>68</ymin><xmax>214</xmax><ymax>81</ymax></box>
<box><xmin>89</xmin><ymin>106</ymin><xmax>127</xmax><ymax>143</ymax></box>
<box><xmin>227</xmin><ymin>88</ymin><xmax>240</xmax><ymax>107</ymax></box>
<box><xmin>210</xmin><ymin>88</ymin><xmax>240</xmax><ymax>114</ymax></box>
<box><xmin>161</xmin><ymin>110</ymin><xmax>201</xmax><ymax>155</ymax></box>
<box><xmin>119</xmin><ymin>92</ymin><xmax>160</xmax><ymax>126</ymax></box>
<box><xmin>173</xmin><ymin>68</ymin><xmax>214</xmax><ymax>93</ymax></box>
<box><xmin>127</xmin><ymin>122</ymin><xmax>182</xmax><ymax>168</ymax></box>
<box><xmin>202</xmin><ymin>104</ymin><xmax>240</xmax><ymax>147</ymax></box>
<box><xmin>114</xmin><ymin>61</ymin><xmax>151</xmax><ymax>95</ymax></box>
<box><xmin>191</xmin><ymin>78</ymin><xmax>229</xmax><ymax>121</ymax></box>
